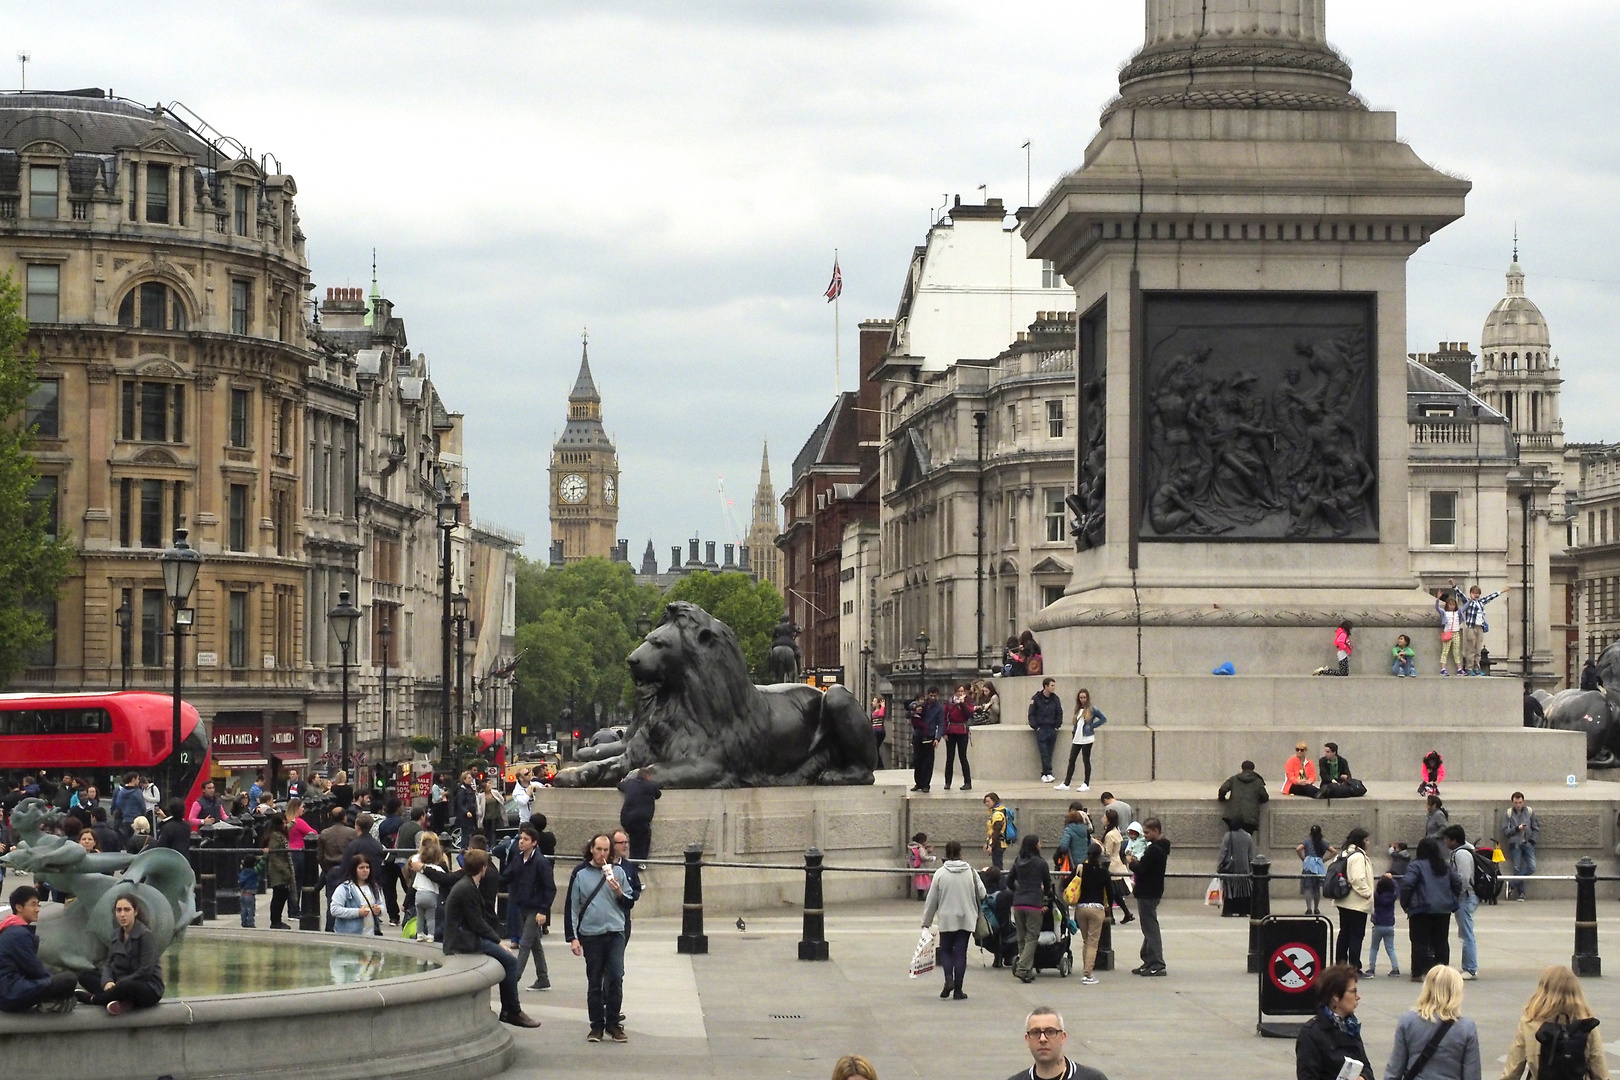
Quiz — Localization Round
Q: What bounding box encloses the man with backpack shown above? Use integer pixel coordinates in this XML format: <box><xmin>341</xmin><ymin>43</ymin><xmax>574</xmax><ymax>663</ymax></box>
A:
<box><xmin>1443</xmin><ymin>824</ymin><xmax>1485</xmax><ymax>980</ymax></box>
<box><xmin>983</xmin><ymin>793</ymin><xmax>1015</xmax><ymax>870</ymax></box>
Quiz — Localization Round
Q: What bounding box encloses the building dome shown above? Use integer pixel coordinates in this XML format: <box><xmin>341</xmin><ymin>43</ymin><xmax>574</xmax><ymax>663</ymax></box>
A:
<box><xmin>1481</xmin><ymin>261</ymin><xmax>1550</xmax><ymax>352</ymax></box>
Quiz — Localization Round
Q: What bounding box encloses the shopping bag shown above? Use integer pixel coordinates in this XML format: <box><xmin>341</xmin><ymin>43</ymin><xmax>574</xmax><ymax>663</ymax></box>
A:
<box><xmin>401</xmin><ymin>914</ymin><xmax>418</xmax><ymax>939</ymax></box>
<box><xmin>1204</xmin><ymin>877</ymin><xmax>1223</xmax><ymax>906</ymax></box>
<box><xmin>1063</xmin><ymin>874</ymin><xmax>1082</xmax><ymax>907</ymax></box>
<box><xmin>908</xmin><ymin>927</ymin><xmax>936</xmax><ymax>978</ymax></box>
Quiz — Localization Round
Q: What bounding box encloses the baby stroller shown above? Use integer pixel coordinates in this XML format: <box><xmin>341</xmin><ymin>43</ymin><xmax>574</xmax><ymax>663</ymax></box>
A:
<box><xmin>976</xmin><ymin>890</ymin><xmax>1018</xmax><ymax>968</ymax></box>
<box><xmin>1029</xmin><ymin>898</ymin><xmax>1075</xmax><ymax>978</ymax></box>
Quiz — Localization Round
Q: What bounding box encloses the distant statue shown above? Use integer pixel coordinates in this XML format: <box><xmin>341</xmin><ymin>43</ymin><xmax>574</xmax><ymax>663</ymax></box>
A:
<box><xmin>0</xmin><ymin>798</ymin><xmax>196</xmax><ymax>975</ymax></box>
<box><xmin>767</xmin><ymin>616</ymin><xmax>802</xmax><ymax>683</ymax></box>
<box><xmin>554</xmin><ymin>602</ymin><xmax>878</xmax><ymax>788</ymax></box>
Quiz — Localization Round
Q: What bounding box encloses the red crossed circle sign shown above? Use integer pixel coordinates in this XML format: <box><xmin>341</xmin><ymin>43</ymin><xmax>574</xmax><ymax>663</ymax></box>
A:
<box><xmin>1268</xmin><ymin>943</ymin><xmax>1320</xmax><ymax>993</ymax></box>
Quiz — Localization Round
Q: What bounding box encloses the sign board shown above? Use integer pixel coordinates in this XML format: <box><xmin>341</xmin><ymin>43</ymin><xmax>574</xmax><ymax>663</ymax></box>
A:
<box><xmin>196</xmin><ymin>651</ymin><xmax>219</xmax><ymax>668</ymax></box>
<box><xmin>805</xmin><ymin>667</ymin><xmax>845</xmax><ymax>690</ymax></box>
<box><xmin>1257</xmin><ymin>915</ymin><xmax>1333</xmax><ymax>1038</ymax></box>
<box><xmin>211</xmin><ymin>727</ymin><xmax>260</xmax><ymax>756</ymax></box>
<box><xmin>303</xmin><ymin>728</ymin><xmax>324</xmax><ymax>750</ymax></box>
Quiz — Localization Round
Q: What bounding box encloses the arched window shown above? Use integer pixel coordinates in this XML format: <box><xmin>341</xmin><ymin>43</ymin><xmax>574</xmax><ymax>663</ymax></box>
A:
<box><xmin>116</xmin><ymin>282</ymin><xmax>187</xmax><ymax>330</ymax></box>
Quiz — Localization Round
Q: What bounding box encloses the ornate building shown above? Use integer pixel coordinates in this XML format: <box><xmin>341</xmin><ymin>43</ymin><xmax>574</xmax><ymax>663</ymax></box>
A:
<box><xmin>548</xmin><ymin>337</ymin><xmax>619</xmax><ymax>562</ymax></box>
<box><xmin>745</xmin><ymin>441</ymin><xmax>782</xmax><ymax>590</ymax></box>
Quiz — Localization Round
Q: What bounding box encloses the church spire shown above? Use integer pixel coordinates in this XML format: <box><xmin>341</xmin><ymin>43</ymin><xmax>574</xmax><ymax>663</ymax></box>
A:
<box><xmin>1506</xmin><ymin>230</ymin><xmax>1526</xmax><ymax>297</ymax></box>
<box><xmin>758</xmin><ymin>440</ymin><xmax>771</xmax><ymax>485</ymax></box>
<box><xmin>569</xmin><ymin>327</ymin><xmax>600</xmax><ymax>403</ymax></box>
<box><xmin>365</xmin><ymin>247</ymin><xmax>379</xmax><ymax>327</ymax></box>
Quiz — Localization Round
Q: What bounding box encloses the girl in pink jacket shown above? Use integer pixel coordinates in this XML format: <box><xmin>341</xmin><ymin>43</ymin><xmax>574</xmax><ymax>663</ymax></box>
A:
<box><xmin>1333</xmin><ymin>622</ymin><xmax>1352</xmax><ymax>676</ymax></box>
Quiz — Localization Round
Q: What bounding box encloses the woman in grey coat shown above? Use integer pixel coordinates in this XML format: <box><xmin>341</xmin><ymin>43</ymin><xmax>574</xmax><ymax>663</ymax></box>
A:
<box><xmin>1217</xmin><ymin>821</ymin><xmax>1255</xmax><ymax>917</ymax></box>
<box><xmin>921</xmin><ymin>840</ymin><xmax>987</xmax><ymax>1000</ymax></box>
<box><xmin>1382</xmin><ymin>965</ymin><xmax>1480</xmax><ymax>1080</ymax></box>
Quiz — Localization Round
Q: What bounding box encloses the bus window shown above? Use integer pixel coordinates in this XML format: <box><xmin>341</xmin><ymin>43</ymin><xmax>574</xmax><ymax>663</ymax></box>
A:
<box><xmin>0</xmin><ymin>708</ymin><xmax>112</xmax><ymax>735</ymax></box>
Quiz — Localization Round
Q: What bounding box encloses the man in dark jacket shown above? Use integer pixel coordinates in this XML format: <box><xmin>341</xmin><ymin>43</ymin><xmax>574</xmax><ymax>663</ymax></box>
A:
<box><xmin>89</xmin><ymin>808</ymin><xmax>122</xmax><ymax>856</ymax></box>
<box><xmin>112</xmin><ymin>773</ymin><xmax>146</xmax><ymax>836</ymax></box>
<box><xmin>151</xmin><ymin>801</ymin><xmax>191</xmax><ymax>855</ymax></box>
<box><xmin>1027</xmin><ymin>679</ymin><xmax>1064</xmax><ymax>782</ymax></box>
<box><xmin>442</xmin><ymin>849</ymin><xmax>538</xmax><ymax>1028</ymax></box>
<box><xmin>1126</xmin><ymin>818</ymin><xmax>1171</xmax><ymax>976</ymax></box>
<box><xmin>1582</xmin><ymin>658</ymin><xmax>1602</xmax><ymax>692</ymax></box>
<box><xmin>500</xmin><ymin>825</ymin><xmax>556</xmax><ymax>991</ymax></box>
<box><xmin>1216</xmin><ymin>761</ymin><xmax>1269</xmax><ymax>834</ymax></box>
<box><xmin>342</xmin><ymin>814</ymin><xmax>397</xmax><ymax>925</ymax></box>
<box><xmin>0</xmin><ymin>886</ymin><xmax>78</xmax><ymax>1013</ymax></box>
<box><xmin>1007</xmin><ymin>1005</ymin><xmax>1111</xmax><ymax>1080</ymax></box>
<box><xmin>616</xmin><ymin>770</ymin><xmax>661</xmax><ymax>861</ymax></box>
<box><xmin>452</xmin><ymin>773</ymin><xmax>479</xmax><ymax>841</ymax></box>
<box><xmin>317</xmin><ymin>806</ymin><xmax>358</xmax><ymax>931</ymax></box>
<box><xmin>912</xmin><ymin>688</ymin><xmax>944</xmax><ymax>793</ymax></box>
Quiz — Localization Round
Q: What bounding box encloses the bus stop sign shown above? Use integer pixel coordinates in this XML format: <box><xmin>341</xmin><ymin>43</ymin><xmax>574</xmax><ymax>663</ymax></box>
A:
<box><xmin>1257</xmin><ymin>915</ymin><xmax>1332</xmax><ymax>1038</ymax></box>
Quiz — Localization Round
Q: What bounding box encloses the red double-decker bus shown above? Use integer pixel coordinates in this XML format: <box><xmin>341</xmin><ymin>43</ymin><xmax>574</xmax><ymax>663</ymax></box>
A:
<box><xmin>0</xmin><ymin>691</ymin><xmax>209</xmax><ymax>814</ymax></box>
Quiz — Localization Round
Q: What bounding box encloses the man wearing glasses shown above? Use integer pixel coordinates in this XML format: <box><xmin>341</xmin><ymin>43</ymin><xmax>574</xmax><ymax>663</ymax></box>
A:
<box><xmin>1011</xmin><ymin>1007</ymin><xmax>1110</xmax><ymax>1080</ymax></box>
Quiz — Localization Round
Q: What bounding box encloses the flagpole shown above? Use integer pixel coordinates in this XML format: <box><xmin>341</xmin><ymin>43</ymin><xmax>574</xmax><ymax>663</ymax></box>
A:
<box><xmin>833</xmin><ymin>248</ymin><xmax>841</xmax><ymax>396</ymax></box>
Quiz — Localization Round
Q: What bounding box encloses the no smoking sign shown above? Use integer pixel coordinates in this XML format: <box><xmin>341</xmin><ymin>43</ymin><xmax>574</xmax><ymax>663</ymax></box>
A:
<box><xmin>1268</xmin><ymin>943</ymin><xmax>1320</xmax><ymax>993</ymax></box>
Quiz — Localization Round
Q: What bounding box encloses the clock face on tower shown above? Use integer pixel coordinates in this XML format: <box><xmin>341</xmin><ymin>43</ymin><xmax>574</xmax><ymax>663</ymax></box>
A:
<box><xmin>560</xmin><ymin>474</ymin><xmax>587</xmax><ymax>503</ymax></box>
<box><xmin>604</xmin><ymin>477</ymin><xmax>616</xmax><ymax>505</ymax></box>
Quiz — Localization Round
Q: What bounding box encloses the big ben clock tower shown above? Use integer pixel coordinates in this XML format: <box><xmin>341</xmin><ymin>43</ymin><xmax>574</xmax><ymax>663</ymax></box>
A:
<box><xmin>549</xmin><ymin>331</ymin><xmax>620</xmax><ymax>562</ymax></box>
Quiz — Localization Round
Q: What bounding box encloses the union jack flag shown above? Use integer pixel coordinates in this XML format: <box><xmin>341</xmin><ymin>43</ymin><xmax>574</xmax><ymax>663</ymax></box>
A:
<box><xmin>824</xmin><ymin>259</ymin><xmax>842</xmax><ymax>303</ymax></box>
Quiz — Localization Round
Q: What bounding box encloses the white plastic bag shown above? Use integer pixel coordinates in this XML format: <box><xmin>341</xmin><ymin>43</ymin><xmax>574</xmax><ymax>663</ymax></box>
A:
<box><xmin>1205</xmin><ymin>877</ymin><xmax>1223</xmax><ymax>906</ymax></box>
<box><xmin>908</xmin><ymin>927</ymin><xmax>936</xmax><ymax>979</ymax></box>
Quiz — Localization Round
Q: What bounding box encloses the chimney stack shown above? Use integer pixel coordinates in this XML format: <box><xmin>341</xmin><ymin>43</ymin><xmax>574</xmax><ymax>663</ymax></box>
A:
<box><xmin>739</xmin><ymin>544</ymin><xmax>752</xmax><ymax>572</ymax></box>
<box><xmin>723</xmin><ymin>543</ymin><xmax>735</xmax><ymax>569</ymax></box>
<box><xmin>671</xmin><ymin>546</ymin><xmax>682</xmax><ymax>574</ymax></box>
<box><xmin>704</xmin><ymin>541</ymin><xmax>717</xmax><ymax>569</ymax></box>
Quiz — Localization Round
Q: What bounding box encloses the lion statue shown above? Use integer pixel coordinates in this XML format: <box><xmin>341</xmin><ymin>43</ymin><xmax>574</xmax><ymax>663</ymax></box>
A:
<box><xmin>1542</xmin><ymin>641</ymin><xmax>1620</xmax><ymax>766</ymax></box>
<box><xmin>553</xmin><ymin>601</ymin><xmax>878</xmax><ymax>788</ymax></box>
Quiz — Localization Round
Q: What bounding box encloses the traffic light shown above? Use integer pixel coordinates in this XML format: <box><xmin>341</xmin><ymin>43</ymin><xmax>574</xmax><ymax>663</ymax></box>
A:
<box><xmin>572</xmin><ymin>729</ymin><xmax>581</xmax><ymax>740</ymax></box>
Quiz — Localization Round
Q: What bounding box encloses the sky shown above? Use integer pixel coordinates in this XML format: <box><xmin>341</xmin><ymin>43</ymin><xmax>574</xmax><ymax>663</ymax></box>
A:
<box><xmin>12</xmin><ymin>1</ymin><xmax>1619</xmax><ymax>559</ymax></box>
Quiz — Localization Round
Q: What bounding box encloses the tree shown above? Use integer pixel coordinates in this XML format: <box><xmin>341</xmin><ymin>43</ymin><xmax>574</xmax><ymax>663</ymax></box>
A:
<box><xmin>664</xmin><ymin>571</ymin><xmax>784</xmax><ymax>681</ymax></box>
<box><xmin>511</xmin><ymin>557</ymin><xmax>659</xmax><ymax>735</ymax></box>
<box><xmin>0</xmin><ymin>271</ymin><xmax>73</xmax><ymax>686</ymax></box>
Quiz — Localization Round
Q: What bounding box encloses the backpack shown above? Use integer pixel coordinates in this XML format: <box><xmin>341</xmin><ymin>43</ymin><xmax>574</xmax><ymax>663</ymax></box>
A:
<box><xmin>1537</xmin><ymin>1018</ymin><xmax>1599</xmax><ymax>1080</ymax></box>
<box><xmin>1001</xmin><ymin>807</ymin><xmax>1018</xmax><ymax>843</ymax></box>
<box><xmin>1322</xmin><ymin>853</ymin><xmax>1353</xmax><ymax>900</ymax></box>
<box><xmin>1471</xmin><ymin>849</ymin><xmax>1503</xmax><ymax>901</ymax></box>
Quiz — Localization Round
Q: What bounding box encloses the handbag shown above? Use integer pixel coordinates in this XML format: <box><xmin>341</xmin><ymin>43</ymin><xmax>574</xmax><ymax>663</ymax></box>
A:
<box><xmin>1441</xmin><ymin>630</ymin><xmax>1453</xmax><ymax>642</ymax></box>
<box><xmin>1205</xmin><ymin>877</ymin><xmax>1224</xmax><ymax>906</ymax></box>
<box><xmin>974</xmin><ymin>912</ymin><xmax>992</xmax><ymax>942</ymax></box>
<box><xmin>1026</xmin><ymin>654</ymin><xmax>1044</xmax><ymax>676</ymax></box>
<box><xmin>1063</xmin><ymin>873</ymin><xmax>1082</xmax><ymax>906</ymax></box>
<box><xmin>1398</xmin><ymin>1019</ymin><xmax>1455</xmax><ymax>1080</ymax></box>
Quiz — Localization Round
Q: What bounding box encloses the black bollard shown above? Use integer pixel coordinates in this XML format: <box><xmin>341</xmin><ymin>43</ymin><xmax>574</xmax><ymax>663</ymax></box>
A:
<box><xmin>1096</xmin><ymin>911</ymin><xmax>1115</xmax><ymax>972</ymax></box>
<box><xmin>214</xmin><ymin>850</ymin><xmax>241</xmax><ymax>917</ymax></box>
<box><xmin>678</xmin><ymin>844</ymin><xmax>709</xmax><ymax>955</ymax></box>
<box><xmin>299</xmin><ymin>844</ymin><xmax>322</xmax><ymax>932</ymax></box>
<box><xmin>797</xmin><ymin>847</ymin><xmax>829</xmax><ymax>961</ymax></box>
<box><xmin>1247</xmin><ymin>854</ymin><xmax>1272</xmax><ymax>975</ymax></box>
<box><xmin>1574</xmin><ymin>856</ymin><xmax>1601</xmax><ymax>977</ymax></box>
<box><xmin>198</xmin><ymin>846</ymin><xmax>217</xmax><ymax>921</ymax></box>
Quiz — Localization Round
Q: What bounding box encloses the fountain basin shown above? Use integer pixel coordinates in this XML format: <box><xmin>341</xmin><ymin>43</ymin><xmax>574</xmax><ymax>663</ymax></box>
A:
<box><xmin>0</xmin><ymin>928</ymin><xmax>514</xmax><ymax>1080</ymax></box>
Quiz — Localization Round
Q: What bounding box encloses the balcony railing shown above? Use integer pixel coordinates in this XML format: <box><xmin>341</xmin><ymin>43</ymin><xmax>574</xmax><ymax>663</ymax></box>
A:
<box><xmin>1412</xmin><ymin>421</ymin><xmax>1473</xmax><ymax>445</ymax></box>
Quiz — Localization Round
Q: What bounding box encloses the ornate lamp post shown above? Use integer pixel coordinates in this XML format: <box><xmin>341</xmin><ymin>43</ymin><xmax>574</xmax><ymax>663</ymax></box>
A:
<box><xmin>114</xmin><ymin>597</ymin><xmax>132</xmax><ymax>690</ymax></box>
<box><xmin>914</xmin><ymin>628</ymin><xmax>930</xmax><ymax>696</ymax></box>
<box><xmin>451</xmin><ymin>592</ymin><xmax>470</xmax><ymax>745</ymax></box>
<box><xmin>158</xmin><ymin>530</ymin><xmax>202</xmax><ymax>801</ymax></box>
<box><xmin>328</xmin><ymin>588</ymin><xmax>362</xmax><ymax>777</ymax></box>
<box><xmin>437</xmin><ymin>494</ymin><xmax>459</xmax><ymax>767</ymax></box>
<box><xmin>378</xmin><ymin>612</ymin><xmax>392</xmax><ymax>797</ymax></box>
<box><xmin>636</xmin><ymin>613</ymin><xmax>652</xmax><ymax>639</ymax></box>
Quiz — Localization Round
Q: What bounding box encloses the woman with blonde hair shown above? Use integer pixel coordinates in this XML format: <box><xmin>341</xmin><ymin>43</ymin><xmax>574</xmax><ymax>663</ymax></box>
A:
<box><xmin>829</xmin><ymin>1055</ymin><xmax>878</xmax><ymax>1080</ymax></box>
<box><xmin>1500</xmin><ymin>965</ymin><xmax>1608</xmax><ymax>1079</ymax></box>
<box><xmin>407</xmin><ymin>831</ymin><xmax>452</xmax><ymax>943</ymax></box>
<box><xmin>1384</xmin><ymin>965</ymin><xmax>1481</xmax><ymax>1079</ymax></box>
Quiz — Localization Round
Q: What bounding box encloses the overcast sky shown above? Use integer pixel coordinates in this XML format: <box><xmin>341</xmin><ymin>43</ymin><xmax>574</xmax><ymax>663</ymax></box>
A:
<box><xmin>16</xmin><ymin>2</ymin><xmax>1619</xmax><ymax>560</ymax></box>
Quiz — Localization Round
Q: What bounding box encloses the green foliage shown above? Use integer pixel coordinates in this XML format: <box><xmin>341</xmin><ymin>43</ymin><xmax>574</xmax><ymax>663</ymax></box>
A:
<box><xmin>511</xmin><ymin>557</ymin><xmax>660</xmax><ymax>733</ymax></box>
<box><xmin>0</xmin><ymin>271</ymin><xmax>73</xmax><ymax>686</ymax></box>
<box><xmin>405</xmin><ymin>735</ymin><xmax>439</xmax><ymax>755</ymax></box>
<box><xmin>663</xmin><ymin>571</ymin><xmax>784</xmax><ymax>680</ymax></box>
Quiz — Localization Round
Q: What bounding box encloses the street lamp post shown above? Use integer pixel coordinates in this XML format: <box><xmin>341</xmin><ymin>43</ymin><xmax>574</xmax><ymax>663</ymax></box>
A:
<box><xmin>114</xmin><ymin>597</ymin><xmax>132</xmax><ymax>691</ymax></box>
<box><xmin>328</xmin><ymin>588</ymin><xmax>362</xmax><ymax>779</ymax></box>
<box><xmin>158</xmin><ymin>530</ymin><xmax>202</xmax><ymax>802</ymax></box>
<box><xmin>451</xmin><ymin>593</ymin><xmax>469</xmax><ymax>746</ymax></box>
<box><xmin>378</xmin><ymin>612</ymin><xmax>392</xmax><ymax>799</ymax></box>
<box><xmin>437</xmin><ymin>495</ymin><xmax>458</xmax><ymax>768</ymax></box>
<box><xmin>914</xmin><ymin>628</ymin><xmax>930</xmax><ymax>697</ymax></box>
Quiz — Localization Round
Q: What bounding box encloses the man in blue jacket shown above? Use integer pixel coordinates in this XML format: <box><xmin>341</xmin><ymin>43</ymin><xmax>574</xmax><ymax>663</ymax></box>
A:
<box><xmin>912</xmin><ymin>687</ymin><xmax>944</xmax><ymax>794</ymax></box>
<box><xmin>567</xmin><ymin>833</ymin><xmax>635</xmax><ymax>1043</ymax></box>
<box><xmin>1027</xmin><ymin>679</ymin><xmax>1064</xmax><ymax>783</ymax></box>
<box><xmin>500</xmin><ymin>825</ymin><xmax>556</xmax><ymax>992</ymax></box>
<box><xmin>112</xmin><ymin>772</ymin><xmax>147</xmax><ymax>837</ymax></box>
<box><xmin>0</xmin><ymin>886</ymin><xmax>78</xmax><ymax>1013</ymax></box>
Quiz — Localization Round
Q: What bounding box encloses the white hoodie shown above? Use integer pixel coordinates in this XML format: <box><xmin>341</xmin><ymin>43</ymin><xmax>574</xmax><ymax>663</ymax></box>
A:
<box><xmin>921</xmin><ymin>860</ymin><xmax>988</xmax><ymax>934</ymax></box>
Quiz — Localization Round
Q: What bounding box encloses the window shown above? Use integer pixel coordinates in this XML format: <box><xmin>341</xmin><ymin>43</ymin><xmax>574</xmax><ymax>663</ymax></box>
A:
<box><xmin>1042</xmin><ymin>585</ymin><xmax>1064</xmax><ymax>608</ymax></box>
<box><xmin>121</xmin><ymin>380</ymin><xmax>182</xmax><ymax>442</ymax></box>
<box><xmin>275</xmin><ymin>398</ymin><xmax>293</xmax><ymax>455</ymax></box>
<box><xmin>140</xmin><ymin>382</ymin><xmax>168</xmax><ymax>441</ymax></box>
<box><xmin>234</xmin><ymin>185</ymin><xmax>250</xmax><ymax>236</ymax></box>
<box><xmin>1428</xmin><ymin>491</ymin><xmax>1458</xmax><ymax>546</ymax></box>
<box><xmin>116</xmin><ymin>283</ymin><xmax>184</xmax><ymax>330</ymax></box>
<box><xmin>140</xmin><ymin>479</ymin><xmax>164</xmax><ymax>548</ymax></box>
<box><xmin>230</xmin><ymin>279</ymin><xmax>251</xmax><ymax>335</ymax></box>
<box><xmin>228</xmin><ymin>484</ymin><xmax>248</xmax><ymax>552</ymax></box>
<box><xmin>1004</xmin><ymin>585</ymin><xmax>1018</xmax><ymax>638</ymax></box>
<box><xmin>141</xmin><ymin>588</ymin><xmax>165</xmax><ymax>667</ymax></box>
<box><xmin>1605</xmin><ymin>510</ymin><xmax>1612</xmax><ymax>547</ymax></box>
<box><xmin>1591</xmin><ymin>512</ymin><xmax>1598</xmax><ymax>548</ymax></box>
<box><xmin>229</xmin><ymin>388</ymin><xmax>250</xmax><ymax>447</ymax></box>
<box><xmin>1041</xmin><ymin>259</ymin><xmax>1064</xmax><ymax>289</ymax></box>
<box><xmin>28</xmin><ymin>475</ymin><xmax>58</xmax><ymax>539</ymax></box>
<box><xmin>1006</xmin><ymin>496</ymin><xmax>1018</xmax><ymax>546</ymax></box>
<box><xmin>1044</xmin><ymin>488</ymin><xmax>1067</xmax><ymax>543</ymax></box>
<box><xmin>145</xmin><ymin>164</ymin><xmax>169</xmax><ymax>223</ymax></box>
<box><xmin>228</xmin><ymin>591</ymin><xmax>247</xmax><ymax>668</ymax></box>
<box><xmin>25</xmin><ymin>379</ymin><xmax>59</xmax><ymax>437</ymax></box>
<box><xmin>28</xmin><ymin>165</ymin><xmax>57</xmax><ymax>219</ymax></box>
<box><xmin>272</xmin><ymin>489</ymin><xmax>288</xmax><ymax>555</ymax></box>
<box><xmin>25</xmin><ymin>264</ymin><xmax>58</xmax><ymax>323</ymax></box>
<box><xmin>1046</xmin><ymin>399</ymin><xmax>1064</xmax><ymax>438</ymax></box>
<box><xmin>1006</xmin><ymin>403</ymin><xmax>1018</xmax><ymax>442</ymax></box>
<box><xmin>371</xmin><ymin>603</ymin><xmax>397</xmax><ymax>667</ymax></box>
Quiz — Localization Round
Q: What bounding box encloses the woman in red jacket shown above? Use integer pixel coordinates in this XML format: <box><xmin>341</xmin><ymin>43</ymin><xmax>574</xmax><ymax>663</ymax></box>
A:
<box><xmin>942</xmin><ymin>685</ymin><xmax>974</xmax><ymax>792</ymax></box>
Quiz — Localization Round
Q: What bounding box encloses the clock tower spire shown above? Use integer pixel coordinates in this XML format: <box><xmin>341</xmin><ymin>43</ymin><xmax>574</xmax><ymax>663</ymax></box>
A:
<box><xmin>549</xmin><ymin>330</ymin><xmax>620</xmax><ymax>562</ymax></box>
